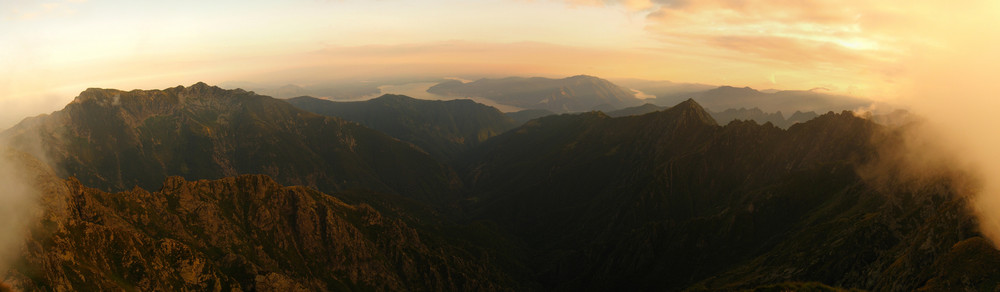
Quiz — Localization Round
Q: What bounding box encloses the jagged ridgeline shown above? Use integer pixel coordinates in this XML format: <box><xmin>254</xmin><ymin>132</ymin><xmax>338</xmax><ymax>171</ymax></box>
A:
<box><xmin>0</xmin><ymin>83</ymin><xmax>459</xmax><ymax>203</ymax></box>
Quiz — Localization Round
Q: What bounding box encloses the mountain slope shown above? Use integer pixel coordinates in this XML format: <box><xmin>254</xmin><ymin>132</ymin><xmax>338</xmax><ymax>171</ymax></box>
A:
<box><xmin>0</xmin><ymin>83</ymin><xmax>458</xmax><ymax>203</ymax></box>
<box><xmin>1</xmin><ymin>151</ymin><xmax>521</xmax><ymax>291</ymax></box>
<box><xmin>461</xmin><ymin>98</ymin><xmax>995</xmax><ymax>290</ymax></box>
<box><xmin>287</xmin><ymin>94</ymin><xmax>517</xmax><ymax>161</ymax></box>
<box><xmin>427</xmin><ymin>75</ymin><xmax>643</xmax><ymax>113</ymax></box>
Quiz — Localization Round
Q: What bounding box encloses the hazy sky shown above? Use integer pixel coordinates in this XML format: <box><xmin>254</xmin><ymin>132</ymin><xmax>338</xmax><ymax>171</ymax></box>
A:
<box><xmin>0</xmin><ymin>0</ymin><xmax>991</xmax><ymax>128</ymax></box>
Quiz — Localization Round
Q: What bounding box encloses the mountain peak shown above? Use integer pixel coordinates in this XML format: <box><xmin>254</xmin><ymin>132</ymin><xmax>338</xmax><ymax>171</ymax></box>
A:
<box><xmin>672</xmin><ymin>98</ymin><xmax>707</xmax><ymax>113</ymax></box>
<box><xmin>179</xmin><ymin>82</ymin><xmax>227</xmax><ymax>95</ymax></box>
<box><xmin>191</xmin><ymin>81</ymin><xmax>211</xmax><ymax>89</ymax></box>
<box><xmin>664</xmin><ymin>98</ymin><xmax>717</xmax><ymax>126</ymax></box>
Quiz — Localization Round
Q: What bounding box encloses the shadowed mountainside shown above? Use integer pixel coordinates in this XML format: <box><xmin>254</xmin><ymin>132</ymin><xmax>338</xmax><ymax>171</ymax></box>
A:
<box><xmin>460</xmin><ymin>99</ymin><xmax>997</xmax><ymax>290</ymax></box>
<box><xmin>287</xmin><ymin>94</ymin><xmax>517</xmax><ymax>161</ymax></box>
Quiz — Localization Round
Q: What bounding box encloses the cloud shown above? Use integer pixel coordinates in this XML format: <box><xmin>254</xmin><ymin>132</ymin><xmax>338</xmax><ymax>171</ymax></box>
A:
<box><xmin>0</xmin><ymin>149</ymin><xmax>43</xmax><ymax>274</ymax></box>
<box><xmin>557</xmin><ymin>0</ymin><xmax>918</xmax><ymax>97</ymax></box>
<box><xmin>646</xmin><ymin>1</ymin><xmax>901</xmax><ymax>65</ymax></box>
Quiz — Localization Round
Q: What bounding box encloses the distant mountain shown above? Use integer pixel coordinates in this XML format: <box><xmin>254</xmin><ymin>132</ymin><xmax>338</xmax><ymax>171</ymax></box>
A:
<box><xmin>610</xmin><ymin>78</ymin><xmax>715</xmax><ymax>100</ymax></box>
<box><xmin>655</xmin><ymin>86</ymin><xmax>873</xmax><ymax>114</ymax></box>
<box><xmin>505</xmin><ymin>109</ymin><xmax>555</xmax><ymax>125</ymax></box>
<box><xmin>460</xmin><ymin>99</ymin><xmax>994</xmax><ymax>290</ymax></box>
<box><xmin>3</xmin><ymin>151</ymin><xmax>521</xmax><ymax>291</ymax></box>
<box><xmin>0</xmin><ymin>83</ymin><xmax>458</xmax><ymax>203</ymax></box>
<box><xmin>786</xmin><ymin>110</ymin><xmax>821</xmax><ymax>125</ymax></box>
<box><xmin>709</xmin><ymin>107</ymin><xmax>786</xmax><ymax>126</ymax></box>
<box><xmin>287</xmin><ymin>94</ymin><xmax>517</xmax><ymax>161</ymax></box>
<box><xmin>427</xmin><ymin>75</ymin><xmax>643</xmax><ymax>113</ymax></box>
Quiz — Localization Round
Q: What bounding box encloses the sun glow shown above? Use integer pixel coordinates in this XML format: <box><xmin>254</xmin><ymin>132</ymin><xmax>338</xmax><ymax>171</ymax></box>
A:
<box><xmin>0</xmin><ymin>0</ymin><xmax>983</xmax><ymax>129</ymax></box>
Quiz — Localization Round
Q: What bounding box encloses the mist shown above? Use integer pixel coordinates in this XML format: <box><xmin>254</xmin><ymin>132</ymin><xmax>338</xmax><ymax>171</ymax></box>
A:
<box><xmin>0</xmin><ymin>148</ymin><xmax>42</xmax><ymax>274</ymax></box>
<box><xmin>894</xmin><ymin>1</ymin><xmax>1000</xmax><ymax>247</ymax></box>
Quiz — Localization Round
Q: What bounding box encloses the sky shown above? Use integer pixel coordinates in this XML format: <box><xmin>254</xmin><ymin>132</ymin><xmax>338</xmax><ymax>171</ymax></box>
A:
<box><xmin>0</xmin><ymin>0</ymin><xmax>991</xmax><ymax>129</ymax></box>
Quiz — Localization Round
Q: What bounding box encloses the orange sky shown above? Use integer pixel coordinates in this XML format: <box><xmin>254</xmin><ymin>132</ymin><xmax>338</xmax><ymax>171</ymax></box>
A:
<box><xmin>0</xmin><ymin>0</ymin><xmax>995</xmax><ymax>128</ymax></box>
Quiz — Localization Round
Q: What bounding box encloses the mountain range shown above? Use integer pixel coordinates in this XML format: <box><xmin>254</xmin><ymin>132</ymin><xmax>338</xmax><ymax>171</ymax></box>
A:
<box><xmin>610</xmin><ymin>78</ymin><xmax>716</xmax><ymax>99</ymax></box>
<box><xmin>423</xmin><ymin>75</ymin><xmax>872</xmax><ymax>119</ymax></box>
<box><xmin>427</xmin><ymin>75</ymin><xmax>644</xmax><ymax>113</ymax></box>
<box><xmin>1</xmin><ymin>83</ymin><xmax>996</xmax><ymax>291</ymax></box>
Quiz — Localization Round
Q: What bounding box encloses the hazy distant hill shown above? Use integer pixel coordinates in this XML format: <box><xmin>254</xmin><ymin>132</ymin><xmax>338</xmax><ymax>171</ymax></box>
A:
<box><xmin>427</xmin><ymin>75</ymin><xmax>643</xmax><ymax>113</ymax></box>
<box><xmin>221</xmin><ymin>81</ymin><xmax>383</xmax><ymax>100</ymax></box>
<box><xmin>709</xmin><ymin>107</ymin><xmax>787</xmax><ymax>126</ymax></box>
<box><xmin>287</xmin><ymin>94</ymin><xmax>517</xmax><ymax>161</ymax></box>
<box><xmin>710</xmin><ymin>107</ymin><xmax>819</xmax><ymax>128</ymax></box>
<box><xmin>610</xmin><ymin>78</ymin><xmax>715</xmax><ymax>99</ymax></box>
<box><xmin>787</xmin><ymin>110</ymin><xmax>822</xmax><ymax>124</ymax></box>
<box><xmin>0</xmin><ymin>83</ymin><xmax>458</xmax><ymax>202</ymax></box>
<box><xmin>655</xmin><ymin>86</ymin><xmax>873</xmax><ymax>114</ymax></box>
